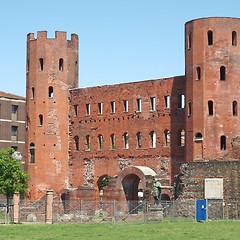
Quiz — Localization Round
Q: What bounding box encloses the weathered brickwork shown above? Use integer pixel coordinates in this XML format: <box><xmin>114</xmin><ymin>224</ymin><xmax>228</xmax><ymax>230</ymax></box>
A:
<box><xmin>26</xmin><ymin>17</ymin><xmax>240</xmax><ymax>202</ymax></box>
<box><xmin>25</xmin><ymin>31</ymin><xmax>78</xmax><ymax>200</ymax></box>
<box><xmin>68</xmin><ymin>78</ymin><xmax>185</xmax><ymax>200</ymax></box>
<box><xmin>178</xmin><ymin>161</ymin><xmax>240</xmax><ymax>201</ymax></box>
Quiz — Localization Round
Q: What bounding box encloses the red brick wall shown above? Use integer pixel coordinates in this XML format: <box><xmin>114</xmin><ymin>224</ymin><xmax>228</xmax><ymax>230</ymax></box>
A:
<box><xmin>185</xmin><ymin>17</ymin><xmax>240</xmax><ymax>162</ymax></box>
<box><xmin>25</xmin><ymin>31</ymin><xmax>78</xmax><ymax>200</ymax></box>
<box><xmin>69</xmin><ymin>77</ymin><xmax>185</xmax><ymax>198</ymax></box>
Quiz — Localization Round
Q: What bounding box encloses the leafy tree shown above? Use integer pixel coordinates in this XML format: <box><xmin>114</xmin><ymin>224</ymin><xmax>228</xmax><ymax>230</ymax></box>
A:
<box><xmin>0</xmin><ymin>147</ymin><xmax>29</xmax><ymax>219</ymax></box>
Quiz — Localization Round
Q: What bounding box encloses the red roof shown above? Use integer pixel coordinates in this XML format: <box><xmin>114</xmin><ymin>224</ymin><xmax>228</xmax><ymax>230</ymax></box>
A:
<box><xmin>0</xmin><ymin>91</ymin><xmax>25</xmax><ymax>101</ymax></box>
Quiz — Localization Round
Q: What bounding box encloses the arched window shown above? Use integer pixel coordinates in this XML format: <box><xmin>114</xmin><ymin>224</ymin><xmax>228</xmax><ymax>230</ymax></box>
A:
<box><xmin>86</xmin><ymin>135</ymin><xmax>90</xmax><ymax>151</ymax></box>
<box><xmin>59</xmin><ymin>58</ymin><xmax>64</xmax><ymax>71</ymax></box>
<box><xmin>29</xmin><ymin>142</ymin><xmax>35</xmax><ymax>163</ymax></box>
<box><xmin>110</xmin><ymin>134</ymin><xmax>116</xmax><ymax>150</ymax></box>
<box><xmin>39</xmin><ymin>58</ymin><xmax>44</xmax><ymax>71</ymax></box>
<box><xmin>164</xmin><ymin>130</ymin><xmax>170</xmax><ymax>147</ymax></box>
<box><xmin>208</xmin><ymin>100</ymin><xmax>213</xmax><ymax>116</ymax></box>
<box><xmin>31</xmin><ymin>87</ymin><xmax>35</xmax><ymax>99</ymax></box>
<box><xmin>150</xmin><ymin>131</ymin><xmax>156</xmax><ymax>148</ymax></box>
<box><xmin>187</xmin><ymin>32</ymin><xmax>192</xmax><ymax>50</ymax></box>
<box><xmin>48</xmin><ymin>86</ymin><xmax>53</xmax><ymax>98</ymax></box>
<box><xmin>39</xmin><ymin>114</ymin><xmax>43</xmax><ymax>126</ymax></box>
<box><xmin>194</xmin><ymin>132</ymin><xmax>203</xmax><ymax>141</ymax></box>
<box><xmin>220</xmin><ymin>135</ymin><xmax>226</xmax><ymax>150</ymax></box>
<box><xmin>232</xmin><ymin>31</ymin><xmax>237</xmax><ymax>46</ymax></box>
<box><xmin>196</xmin><ymin>66</ymin><xmax>201</xmax><ymax>80</ymax></box>
<box><xmin>74</xmin><ymin>135</ymin><xmax>79</xmax><ymax>151</ymax></box>
<box><xmin>207</xmin><ymin>30</ymin><xmax>213</xmax><ymax>45</ymax></box>
<box><xmin>188</xmin><ymin>101</ymin><xmax>192</xmax><ymax>116</ymax></box>
<box><xmin>98</xmin><ymin>134</ymin><xmax>103</xmax><ymax>151</ymax></box>
<box><xmin>123</xmin><ymin>133</ymin><xmax>129</xmax><ymax>149</ymax></box>
<box><xmin>75</xmin><ymin>61</ymin><xmax>78</xmax><ymax>77</ymax></box>
<box><xmin>233</xmin><ymin>101</ymin><xmax>238</xmax><ymax>116</ymax></box>
<box><xmin>136</xmin><ymin>132</ymin><xmax>142</xmax><ymax>149</ymax></box>
<box><xmin>220</xmin><ymin>66</ymin><xmax>226</xmax><ymax>80</ymax></box>
<box><xmin>180</xmin><ymin>129</ymin><xmax>185</xmax><ymax>146</ymax></box>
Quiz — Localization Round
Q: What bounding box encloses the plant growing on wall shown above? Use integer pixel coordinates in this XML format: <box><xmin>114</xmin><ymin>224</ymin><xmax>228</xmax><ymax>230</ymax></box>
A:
<box><xmin>0</xmin><ymin>147</ymin><xmax>29</xmax><ymax>223</ymax></box>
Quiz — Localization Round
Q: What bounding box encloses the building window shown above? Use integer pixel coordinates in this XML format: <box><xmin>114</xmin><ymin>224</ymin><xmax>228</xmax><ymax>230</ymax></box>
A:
<box><xmin>98</xmin><ymin>103</ymin><xmax>103</xmax><ymax>115</ymax></box>
<box><xmin>123</xmin><ymin>100</ymin><xmax>128</xmax><ymax>112</ymax></box>
<box><xmin>39</xmin><ymin>114</ymin><xmax>43</xmax><ymax>126</ymax></box>
<box><xmin>75</xmin><ymin>61</ymin><xmax>78</xmax><ymax>77</ymax></box>
<box><xmin>136</xmin><ymin>132</ymin><xmax>142</xmax><ymax>149</ymax></box>
<box><xmin>136</xmin><ymin>98</ymin><xmax>142</xmax><ymax>112</ymax></box>
<box><xmin>164</xmin><ymin>130</ymin><xmax>170</xmax><ymax>147</ymax></box>
<box><xmin>207</xmin><ymin>30</ymin><xmax>213</xmax><ymax>45</ymax></box>
<box><xmin>220</xmin><ymin>135</ymin><xmax>226</xmax><ymax>150</ymax></box>
<box><xmin>11</xmin><ymin>126</ymin><xmax>18</xmax><ymax>141</ymax></box>
<box><xmin>98</xmin><ymin>134</ymin><xmax>103</xmax><ymax>151</ymax></box>
<box><xmin>232</xmin><ymin>31</ymin><xmax>237</xmax><ymax>46</ymax></box>
<box><xmin>39</xmin><ymin>58</ymin><xmax>44</xmax><ymax>71</ymax></box>
<box><xmin>178</xmin><ymin>94</ymin><xmax>185</xmax><ymax>109</ymax></box>
<box><xmin>74</xmin><ymin>104</ymin><xmax>78</xmax><ymax>116</ymax></box>
<box><xmin>188</xmin><ymin>101</ymin><xmax>192</xmax><ymax>116</ymax></box>
<box><xmin>110</xmin><ymin>134</ymin><xmax>116</xmax><ymax>150</ymax></box>
<box><xmin>196</xmin><ymin>66</ymin><xmax>201</xmax><ymax>80</ymax></box>
<box><xmin>123</xmin><ymin>132</ymin><xmax>129</xmax><ymax>149</ymax></box>
<box><xmin>86</xmin><ymin>103</ymin><xmax>90</xmax><ymax>116</ymax></box>
<box><xmin>165</xmin><ymin>95</ymin><xmax>170</xmax><ymax>109</ymax></box>
<box><xmin>220</xmin><ymin>66</ymin><xmax>226</xmax><ymax>81</ymax></box>
<box><xmin>150</xmin><ymin>131</ymin><xmax>156</xmax><ymax>148</ymax></box>
<box><xmin>31</xmin><ymin>87</ymin><xmax>35</xmax><ymax>99</ymax></box>
<box><xmin>11</xmin><ymin>105</ymin><xmax>18</xmax><ymax>121</ymax></box>
<box><xmin>208</xmin><ymin>100</ymin><xmax>213</xmax><ymax>116</ymax></box>
<box><xmin>59</xmin><ymin>58</ymin><xmax>64</xmax><ymax>71</ymax></box>
<box><xmin>233</xmin><ymin>101</ymin><xmax>238</xmax><ymax>116</ymax></box>
<box><xmin>86</xmin><ymin>135</ymin><xmax>90</xmax><ymax>151</ymax></box>
<box><xmin>150</xmin><ymin>97</ymin><xmax>156</xmax><ymax>111</ymax></box>
<box><xmin>111</xmin><ymin>101</ymin><xmax>116</xmax><ymax>113</ymax></box>
<box><xmin>180</xmin><ymin>129</ymin><xmax>185</xmax><ymax>146</ymax></box>
<box><xmin>30</xmin><ymin>142</ymin><xmax>35</xmax><ymax>163</ymax></box>
<box><xmin>187</xmin><ymin>32</ymin><xmax>192</xmax><ymax>50</ymax></box>
<box><xmin>48</xmin><ymin>86</ymin><xmax>54</xmax><ymax>98</ymax></box>
<box><xmin>74</xmin><ymin>135</ymin><xmax>79</xmax><ymax>151</ymax></box>
<box><xmin>11</xmin><ymin>146</ymin><xmax>18</xmax><ymax>151</ymax></box>
<box><xmin>194</xmin><ymin>132</ymin><xmax>203</xmax><ymax>141</ymax></box>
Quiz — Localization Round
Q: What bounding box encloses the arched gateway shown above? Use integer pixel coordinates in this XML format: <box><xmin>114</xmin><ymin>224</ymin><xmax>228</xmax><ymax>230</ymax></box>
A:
<box><xmin>118</xmin><ymin>166</ymin><xmax>157</xmax><ymax>202</ymax></box>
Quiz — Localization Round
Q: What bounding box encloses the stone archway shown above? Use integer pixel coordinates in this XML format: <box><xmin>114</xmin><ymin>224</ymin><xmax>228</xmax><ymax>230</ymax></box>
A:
<box><xmin>118</xmin><ymin>166</ymin><xmax>157</xmax><ymax>202</ymax></box>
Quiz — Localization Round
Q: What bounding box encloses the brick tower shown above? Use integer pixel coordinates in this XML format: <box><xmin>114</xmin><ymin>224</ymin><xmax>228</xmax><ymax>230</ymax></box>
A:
<box><xmin>185</xmin><ymin>17</ymin><xmax>240</xmax><ymax>162</ymax></box>
<box><xmin>25</xmin><ymin>31</ymin><xmax>78</xmax><ymax>200</ymax></box>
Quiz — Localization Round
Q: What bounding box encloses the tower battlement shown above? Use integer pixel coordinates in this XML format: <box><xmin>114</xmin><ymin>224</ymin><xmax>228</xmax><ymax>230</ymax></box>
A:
<box><xmin>27</xmin><ymin>31</ymin><xmax>78</xmax><ymax>43</ymax></box>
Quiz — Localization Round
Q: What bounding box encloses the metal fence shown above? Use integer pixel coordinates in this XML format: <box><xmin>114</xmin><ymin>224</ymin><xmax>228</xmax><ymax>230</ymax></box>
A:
<box><xmin>0</xmin><ymin>200</ymin><xmax>13</xmax><ymax>224</ymax></box>
<box><xmin>1</xmin><ymin>199</ymin><xmax>240</xmax><ymax>224</ymax></box>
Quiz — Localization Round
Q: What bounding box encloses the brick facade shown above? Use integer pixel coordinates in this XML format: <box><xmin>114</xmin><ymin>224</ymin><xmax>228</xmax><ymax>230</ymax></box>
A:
<box><xmin>26</xmin><ymin>17</ymin><xmax>240</xmax><ymax>202</ymax></box>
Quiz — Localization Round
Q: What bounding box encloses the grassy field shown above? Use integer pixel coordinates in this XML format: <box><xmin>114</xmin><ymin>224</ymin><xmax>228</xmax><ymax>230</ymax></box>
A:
<box><xmin>0</xmin><ymin>219</ymin><xmax>239</xmax><ymax>240</ymax></box>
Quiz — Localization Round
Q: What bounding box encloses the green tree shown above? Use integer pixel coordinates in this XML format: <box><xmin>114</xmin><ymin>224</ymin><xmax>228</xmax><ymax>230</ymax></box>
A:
<box><xmin>0</xmin><ymin>147</ymin><xmax>28</xmax><ymax>220</ymax></box>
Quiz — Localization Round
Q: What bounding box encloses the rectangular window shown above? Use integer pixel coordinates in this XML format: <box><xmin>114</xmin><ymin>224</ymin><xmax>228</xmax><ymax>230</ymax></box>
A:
<box><xmin>123</xmin><ymin>100</ymin><xmax>129</xmax><ymax>112</ymax></box>
<box><xmin>74</xmin><ymin>104</ymin><xmax>78</xmax><ymax>116</ymax></box>
<box><xmin>11</xmin><ymin>146</ymin><xmax>18</xmax><ymax>151</ymax></box>
<box><xmin>165</xmin><ymin>96</ymin><xmax>170</xmax><ymax>109</ymax></box>
<box><xmin>12</xmin><ymin>105</ymin><xmax>18</xmax><ymax>121</ymax></box>
<box><xmin>150</xmin><ymin>97</ymin><xmax>156</xmax><ymax>111</ymax></box>
<box><xmin>136</xmin><ymin>98</ymin><xmax>142</xmax><ymax>112</ymax></box>
<box><xmin>111</xmin><ymin>101</ymin><xmax>116</xmax><ymax>113</ymax></box>
<box><xmin>98</xmin><ymin>103</ymin><xmax>103</xmax><ymax>115</ymax></box>
<box><xmin>86</xmin><ymin>103</ymin><xmax>90</xmax><ymax>116</ymax></box>
<box><xmin>11</xmin><ymin>126</ymin><xmax>18</xmax><ymax>141</ymax></box>
<box><xmin>178</xmin><ymin>94</ymin><xmax>185</xmax><ymax>109</ymax></box>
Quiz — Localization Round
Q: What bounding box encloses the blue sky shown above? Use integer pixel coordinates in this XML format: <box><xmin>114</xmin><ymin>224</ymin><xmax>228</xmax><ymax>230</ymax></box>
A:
<box><xmin>1</xmin><ymin>0</ymin><xmax>240</xmax><ymax>97</ymax></box>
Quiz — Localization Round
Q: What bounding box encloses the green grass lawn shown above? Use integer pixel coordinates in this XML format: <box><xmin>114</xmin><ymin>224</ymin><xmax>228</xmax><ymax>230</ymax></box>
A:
<box><xmin>0</xmin><ymin>219</ymin><xmax>239</xmax><ymax>240</ymax></box>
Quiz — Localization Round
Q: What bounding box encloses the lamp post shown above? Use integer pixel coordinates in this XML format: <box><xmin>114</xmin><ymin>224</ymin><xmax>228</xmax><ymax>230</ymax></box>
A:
<box><xmin>99</xmin><ymin>189</ymin><xmax>103</xmax><ymax>217</ymax></box>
